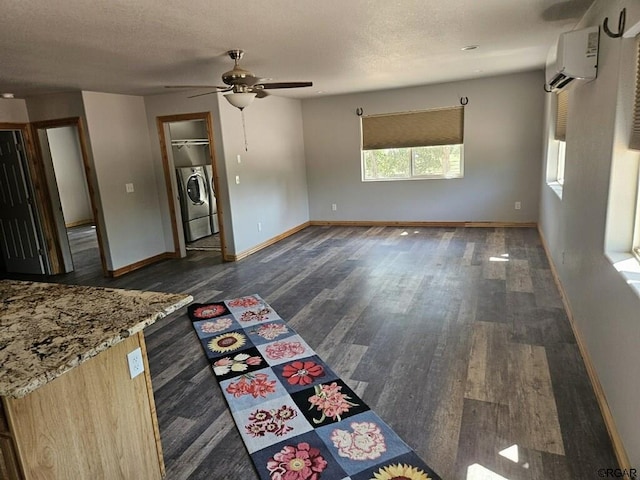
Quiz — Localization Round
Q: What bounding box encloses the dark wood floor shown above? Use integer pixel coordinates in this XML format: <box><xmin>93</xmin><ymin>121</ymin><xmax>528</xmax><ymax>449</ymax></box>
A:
<box><xmin>3</xmin><ymin>226</ymin><xmax>618</xmax><ymax>479</ymax></box>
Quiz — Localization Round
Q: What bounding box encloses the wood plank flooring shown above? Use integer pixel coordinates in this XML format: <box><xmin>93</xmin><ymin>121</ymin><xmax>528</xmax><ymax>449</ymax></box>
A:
<box><xmin>2</xmin><ymin>226</ymin><xmax>618</xmax><ymax>479</ymax></box>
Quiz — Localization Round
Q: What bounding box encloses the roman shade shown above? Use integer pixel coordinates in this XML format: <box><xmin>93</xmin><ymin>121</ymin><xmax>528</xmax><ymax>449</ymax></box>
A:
<box><xmin>554</xmin><ymin>90</ymin><xmax>568</xmax><ymax>142</ymax></box>
<box><xmin>631</xmin><ymin>39</ymin><xmax>640</xmax><ymax>151</ymax></box>
<box><xmin>362</xmin><ymin>106</ymin><xmax>464</xmax><ymax>150</ymax></box>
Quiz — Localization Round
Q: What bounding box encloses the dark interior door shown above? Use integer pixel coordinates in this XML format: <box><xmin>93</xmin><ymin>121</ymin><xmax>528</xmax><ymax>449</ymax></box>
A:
<box><xmin>0</xmin><ymin>130</ymin><xmax>46</xmax><ymax>274</ymax></box>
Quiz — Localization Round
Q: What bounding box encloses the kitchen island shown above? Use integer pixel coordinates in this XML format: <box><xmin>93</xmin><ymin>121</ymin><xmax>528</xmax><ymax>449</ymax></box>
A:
<box><xmin>0</xmin><ymin>280</ymin><xmax>192</xmax><ymax>480</ymax></box>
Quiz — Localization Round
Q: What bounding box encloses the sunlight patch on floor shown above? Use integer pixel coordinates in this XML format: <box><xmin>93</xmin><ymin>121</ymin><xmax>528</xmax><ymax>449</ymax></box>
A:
<box><xmin>498</xmin><ymin>444</ymin><xmax>519</xmax><ymax>463</ymax></box>
<box><xmin>467</xmin><ymin>463</ymin><xmax>510</xmax><ymax>480</ymax></box>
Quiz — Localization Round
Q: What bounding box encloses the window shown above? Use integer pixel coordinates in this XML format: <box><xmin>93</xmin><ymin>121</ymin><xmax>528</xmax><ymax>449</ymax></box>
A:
<box><xmin>363</xmin><ymin>145</ymin><xmax>462</xmax><ymax>180</ymax></box>
<box><xmin>632</xmin><ymin>39</ymin><xmax>640</xmax><ymax>262</ymax></box>
<box><xmin>554</xmin><ymin>90</ymin><xmax>568</xmax><ymax>186</ymax></box>
<box><xmin>361</xmin><ymin>106</ymin><xmax>464</xmax><ymax>181</ymax></box>
<box><xmin>556</xmin><ymin>141</ymin><xmax>566</xmax><ymax>185</ymax></box>
<box><xmin>604</xmin><ymin>37</ymin><xmax>640</xmax><ymax>296</ymax></box>
<box><xmin>634</xmin><ymin>169</ymin><xmax>640</xmax><ymax>262</ymax></box>
<box><xmin>631</xmin><ymin>38</ymin><xmax>640</xmax><ymax>151</ymax></box>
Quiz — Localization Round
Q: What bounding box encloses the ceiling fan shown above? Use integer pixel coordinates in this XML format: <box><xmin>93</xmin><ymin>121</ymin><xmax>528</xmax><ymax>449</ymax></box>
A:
<box><xmin>165</xmin><ymin>49</ymin><xmax>313</xmax><ymax>110</ymax></box>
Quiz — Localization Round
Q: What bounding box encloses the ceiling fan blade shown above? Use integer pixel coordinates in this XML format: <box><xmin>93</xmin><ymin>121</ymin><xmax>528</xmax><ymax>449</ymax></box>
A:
<box><xmin>259</xmin><ymin>82</ymin><xmax>313</xmax><ymax>90</ymax></box>
<box><xmin>187</xmin><ymin>90</ymin><xmax>222</xmax><ymax>98</ymax></box>
<box><xmin>164</xmin><ymin>85</ymin><xmax>230</xmax><ymax>90</ymax></box>
<box><xmin>255</xmin><ymin>90</ymin><xmax>270</xmax><ymax>99</ymax></box>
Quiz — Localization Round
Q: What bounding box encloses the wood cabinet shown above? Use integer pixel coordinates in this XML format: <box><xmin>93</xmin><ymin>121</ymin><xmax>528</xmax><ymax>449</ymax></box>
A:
<box><xmin>0</xmin><ymin>333</ymin><xmax>163</xmax><ymax>480</ymax></box>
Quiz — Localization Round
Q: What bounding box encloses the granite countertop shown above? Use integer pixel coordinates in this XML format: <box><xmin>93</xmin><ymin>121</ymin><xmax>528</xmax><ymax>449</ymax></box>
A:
<box><xmin>0</xmin><ymin>280</ymin><xmax>192</xmax><ymax>398</ymax></box>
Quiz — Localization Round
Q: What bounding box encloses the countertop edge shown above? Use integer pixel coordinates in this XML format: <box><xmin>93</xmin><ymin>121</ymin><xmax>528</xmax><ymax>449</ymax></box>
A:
<box><xmin>2</xmin><ymin>294</ymin><xmax>193</xmax><ymax>399</ymax></box>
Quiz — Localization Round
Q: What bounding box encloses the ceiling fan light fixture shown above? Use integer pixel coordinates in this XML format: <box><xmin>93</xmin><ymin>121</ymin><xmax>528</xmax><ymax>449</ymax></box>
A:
<box><xmin>224</xmin><ymin>92</ymin><xmax>256</xmax><ymax>110</ymax></box>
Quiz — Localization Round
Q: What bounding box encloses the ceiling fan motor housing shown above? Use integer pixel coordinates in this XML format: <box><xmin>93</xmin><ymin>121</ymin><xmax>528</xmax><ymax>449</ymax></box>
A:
<box><xmin>222</xmin><ymin>67</ymin><xmax>258</xmax><ymax>86</ymax></box>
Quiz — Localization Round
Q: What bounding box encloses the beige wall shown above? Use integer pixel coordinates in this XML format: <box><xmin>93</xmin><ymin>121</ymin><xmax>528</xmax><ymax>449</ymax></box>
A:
<box><xmin>217</xmin><ymin>94</ymin><xmax>309</xmax><ymax>254</ymax></box>
<box><xmin>0</xmin><ymin>99</ymin><xmax>29</xmax><ymax>123</ymax></box>
<box><xmin>302</xmin><ymin>71</ymin><xmax>544</xmax><ymax>223</ymax></box>
<box><xmin>82</xmin><ymin>91</ymin><xmax>165</xmax><ymax>270</ymax></box>
<box><xmin>25</xmin><ymin>92</ymin><xmax>113</xmax><ymax>268</ymax></box>
<box><xmin>47</xmin><ymin>126</ymin><xmax>93</xmax><ymax>225</ymax></box>
<box><xmin>539</xmin><ymin>0</ymin><xmax>640</xmax><ymax>464</ymax></box>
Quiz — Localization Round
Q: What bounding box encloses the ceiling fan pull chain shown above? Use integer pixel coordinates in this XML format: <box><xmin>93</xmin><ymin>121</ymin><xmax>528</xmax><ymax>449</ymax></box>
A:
<box><xmin>241</xmin><ymin>110</ymin><xmax>249</xmax><ymax>151</ymax></box>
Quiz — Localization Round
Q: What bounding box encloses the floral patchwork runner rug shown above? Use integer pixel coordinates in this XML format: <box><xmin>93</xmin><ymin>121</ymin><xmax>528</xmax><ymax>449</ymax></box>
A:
<box><xmin>188</xmin><ymin>294</ymin><xmax>441</xmax><ymax>480</ymax></box>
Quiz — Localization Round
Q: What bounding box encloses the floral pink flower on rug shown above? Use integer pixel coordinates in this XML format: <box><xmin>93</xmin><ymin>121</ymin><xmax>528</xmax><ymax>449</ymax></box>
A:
<box><xmin>192</xmin><ymin>304</ymin><xmax>227</xmax><ymax>319</ymax></box>
<box><xmin>254</xmin><ymin>322</ymin><xmax>289</xmax><ymax>340</ymax></box>
<box><xmin>266</xmin><ymin>442</ymin><xmax>328</xmax><ymax>480</ymax></box>
<box><xmin>281</xmin><ymin>361</ymin><xmax>325</xmax><ymax>386</ymax></box>
<box><xmin>200</xmin><ymin>317</ymin><xmax>233</xmax><ymax>333</ymax></box>
<box><xmin>330</xmin><ymin>421</ymin><xmax>387</xmax><ymax>460</ymax></box>
<box><xmin>265</xmin><ymin>341</ymin><xmax>305</xmax><ymax>360</ymax></box>
<box><xmin>241</xmin><ymin>307</ymin><xmax>272</xmax><ymax>323</ymax></box>
<box><xmin>228</xmin><ymin>296</ymin><xmax>261</xmax><ymax>308</ymax></box>
<box><xmin>308</xmin><ymin>382</ymin><xmax>358</xmax><ymax>423</ymax></box>
<box><xmin>225</xmin><ymin>373</ymin><xmax>277</xmax><ymax>399</ymax></box>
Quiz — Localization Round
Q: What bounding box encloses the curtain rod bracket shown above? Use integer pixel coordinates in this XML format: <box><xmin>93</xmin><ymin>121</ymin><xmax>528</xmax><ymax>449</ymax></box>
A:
<box><xmin>356</xmin><ymin>107</ymin><xmax>363</xmax><ymax>116</ymax></box>
<box><xmin>460</xmin><ymin>97</ymin><xmax>469</xmax><ymax>106</ymax></box>
<box><xmin>603</xmin><ymin>8</ymin><xmax>626</xmax><ymax>38</ymax></box>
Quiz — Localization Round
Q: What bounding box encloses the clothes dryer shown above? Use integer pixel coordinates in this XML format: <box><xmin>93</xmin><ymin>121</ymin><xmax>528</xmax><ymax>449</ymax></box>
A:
<box><xmin>176</xmin><ymin>166</ymin><xmax>212</xmax><ymax>242</ymax></box>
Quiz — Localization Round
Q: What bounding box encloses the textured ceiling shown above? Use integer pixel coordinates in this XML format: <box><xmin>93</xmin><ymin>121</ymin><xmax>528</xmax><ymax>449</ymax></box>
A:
<box><xmin>0</xmin><ymin>0</ymin><xmax>594</xmax><ymax>100</ymax></box>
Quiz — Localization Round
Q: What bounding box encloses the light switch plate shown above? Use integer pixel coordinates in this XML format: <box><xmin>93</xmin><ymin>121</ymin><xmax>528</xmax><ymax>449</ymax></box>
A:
<box><xmin>125</xmin><ymin>183</ymin><xmax>134</xmax><ymax>193</ymax></box>
<box><xmin>127</xmin><ymin>347</ymin><xmax>144</xmax><ymax>379</ymax></box>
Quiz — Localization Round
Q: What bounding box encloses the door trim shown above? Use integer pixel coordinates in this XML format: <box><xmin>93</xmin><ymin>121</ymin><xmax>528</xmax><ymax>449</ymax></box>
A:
<box><xmin>30</xmin><ymin>117</ymin><xmax>108</xmax><ymax>276</ymax></box>
<box><xmin>156</xmin><ymin>112</ymin><xmax>227</xmax><ymax>258</ymax></box>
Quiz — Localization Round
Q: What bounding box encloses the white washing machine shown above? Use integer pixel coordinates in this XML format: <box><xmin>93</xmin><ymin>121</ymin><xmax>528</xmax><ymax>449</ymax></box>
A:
<box><xmin>176</xmin><ymin>166</ymin><xmax>217</xmax><ymax>242</ymax></box>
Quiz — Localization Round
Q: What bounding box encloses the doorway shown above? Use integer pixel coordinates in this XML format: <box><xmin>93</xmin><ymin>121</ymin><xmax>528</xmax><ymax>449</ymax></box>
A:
<box><xmin>32</xmin><ymin>117</ymin><xmax>107</xmax><ymax>276</ymax></box>
<box><xmin>157</xmin><ymin>112</ymin><xmax>226</xmax><ymax>259</ymax></box>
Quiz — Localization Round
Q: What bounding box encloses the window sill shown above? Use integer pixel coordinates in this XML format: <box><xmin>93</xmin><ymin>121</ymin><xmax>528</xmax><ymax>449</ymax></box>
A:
<box><xmin>362</xmin><ymin>175</ymin><xmax>463</xmax><ymax>182</ymax></box>
<box><xmin>605</xmin><ymin>251</ymin><xmax>640</xmax><ymax>299</ymax></box>
<box><xmin>547</xmin><ymin>181</ymin><xmax>563</xmax><ymax>199</ymax></box>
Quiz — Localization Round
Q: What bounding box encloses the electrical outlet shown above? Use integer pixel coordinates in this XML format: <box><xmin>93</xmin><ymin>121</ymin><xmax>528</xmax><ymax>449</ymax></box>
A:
<box><xmin>127</xmin><ymin>347</ymin><xmax>144</xmax><ymax>379</ymax></box>
<box><xmin>125</xmin><ymin>183</ymin><xmax>134</xmax><ymax>193</ymax></box>
<box><xmin>331</xmin><ymin>203</ymin><xmax>337</xmax><ymax>211</ymax></box>
<box><xmin>257</xmin><ymin>222</ymin><xmax>262</xmax><ymax>232</ymax></box>
<box><xmin>515</xmin><ymin>201</ymin><xmax>521</xmax><ymax>210</ymax></box>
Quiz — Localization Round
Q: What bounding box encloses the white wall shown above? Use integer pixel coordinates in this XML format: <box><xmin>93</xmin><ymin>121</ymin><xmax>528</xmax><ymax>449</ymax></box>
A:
<box><xmin>217</xmin><ymin>95</ymin><xmax>309</xmax><ymax>254</ymax></box>
<box><xmin>144</xmin><ymin>91</ymin><xmax>309</xmax><ymax>256</ymax></box>
<box><xmin>539</xmin><ymin>0</ymin><xmax>640</xmax><ymax>464</ymax></box>
<box><xmin>302</xmin><ymin>71</ymin><xmax>544</xmax><ymax>222</ymax></box>
<box><xmin>47</xmin><ymin>126</ymin><xmax>93</xmax><ymax>225</ymax></box>
<box><xmin>0</xmin><ymin>99</ymin><xmax>29</xmax><ymax>123</ymax></box>
<box><xmin>82</xmin><ymin>91</ymin><xmax>165</xmax><ymax>270</ymax></box>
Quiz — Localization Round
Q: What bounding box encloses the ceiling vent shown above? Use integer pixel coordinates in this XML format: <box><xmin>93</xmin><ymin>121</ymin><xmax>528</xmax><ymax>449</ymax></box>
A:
<box><xmin>545</xmin><ymin>26</ymin><xmax>600</xmax><ymax>93</ymax></box>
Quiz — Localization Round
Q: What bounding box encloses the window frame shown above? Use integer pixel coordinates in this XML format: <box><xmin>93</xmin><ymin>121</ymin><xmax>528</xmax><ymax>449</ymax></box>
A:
<box><xmin>361</xmin><ymin>144</ymin><xmax>464</xmax><ymax>182</ymax></box>
<box><xmin>360</xmin><ymin>106</ymin><xmax>465</xmax><ymax>182</ymax></box>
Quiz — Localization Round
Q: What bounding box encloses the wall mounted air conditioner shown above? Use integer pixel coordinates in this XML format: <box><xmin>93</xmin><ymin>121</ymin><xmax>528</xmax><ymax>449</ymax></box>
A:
<box><xmin>545</xmin><ymin>26</ymin><xmax>599</xmax><ymax>93</ymax></box>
